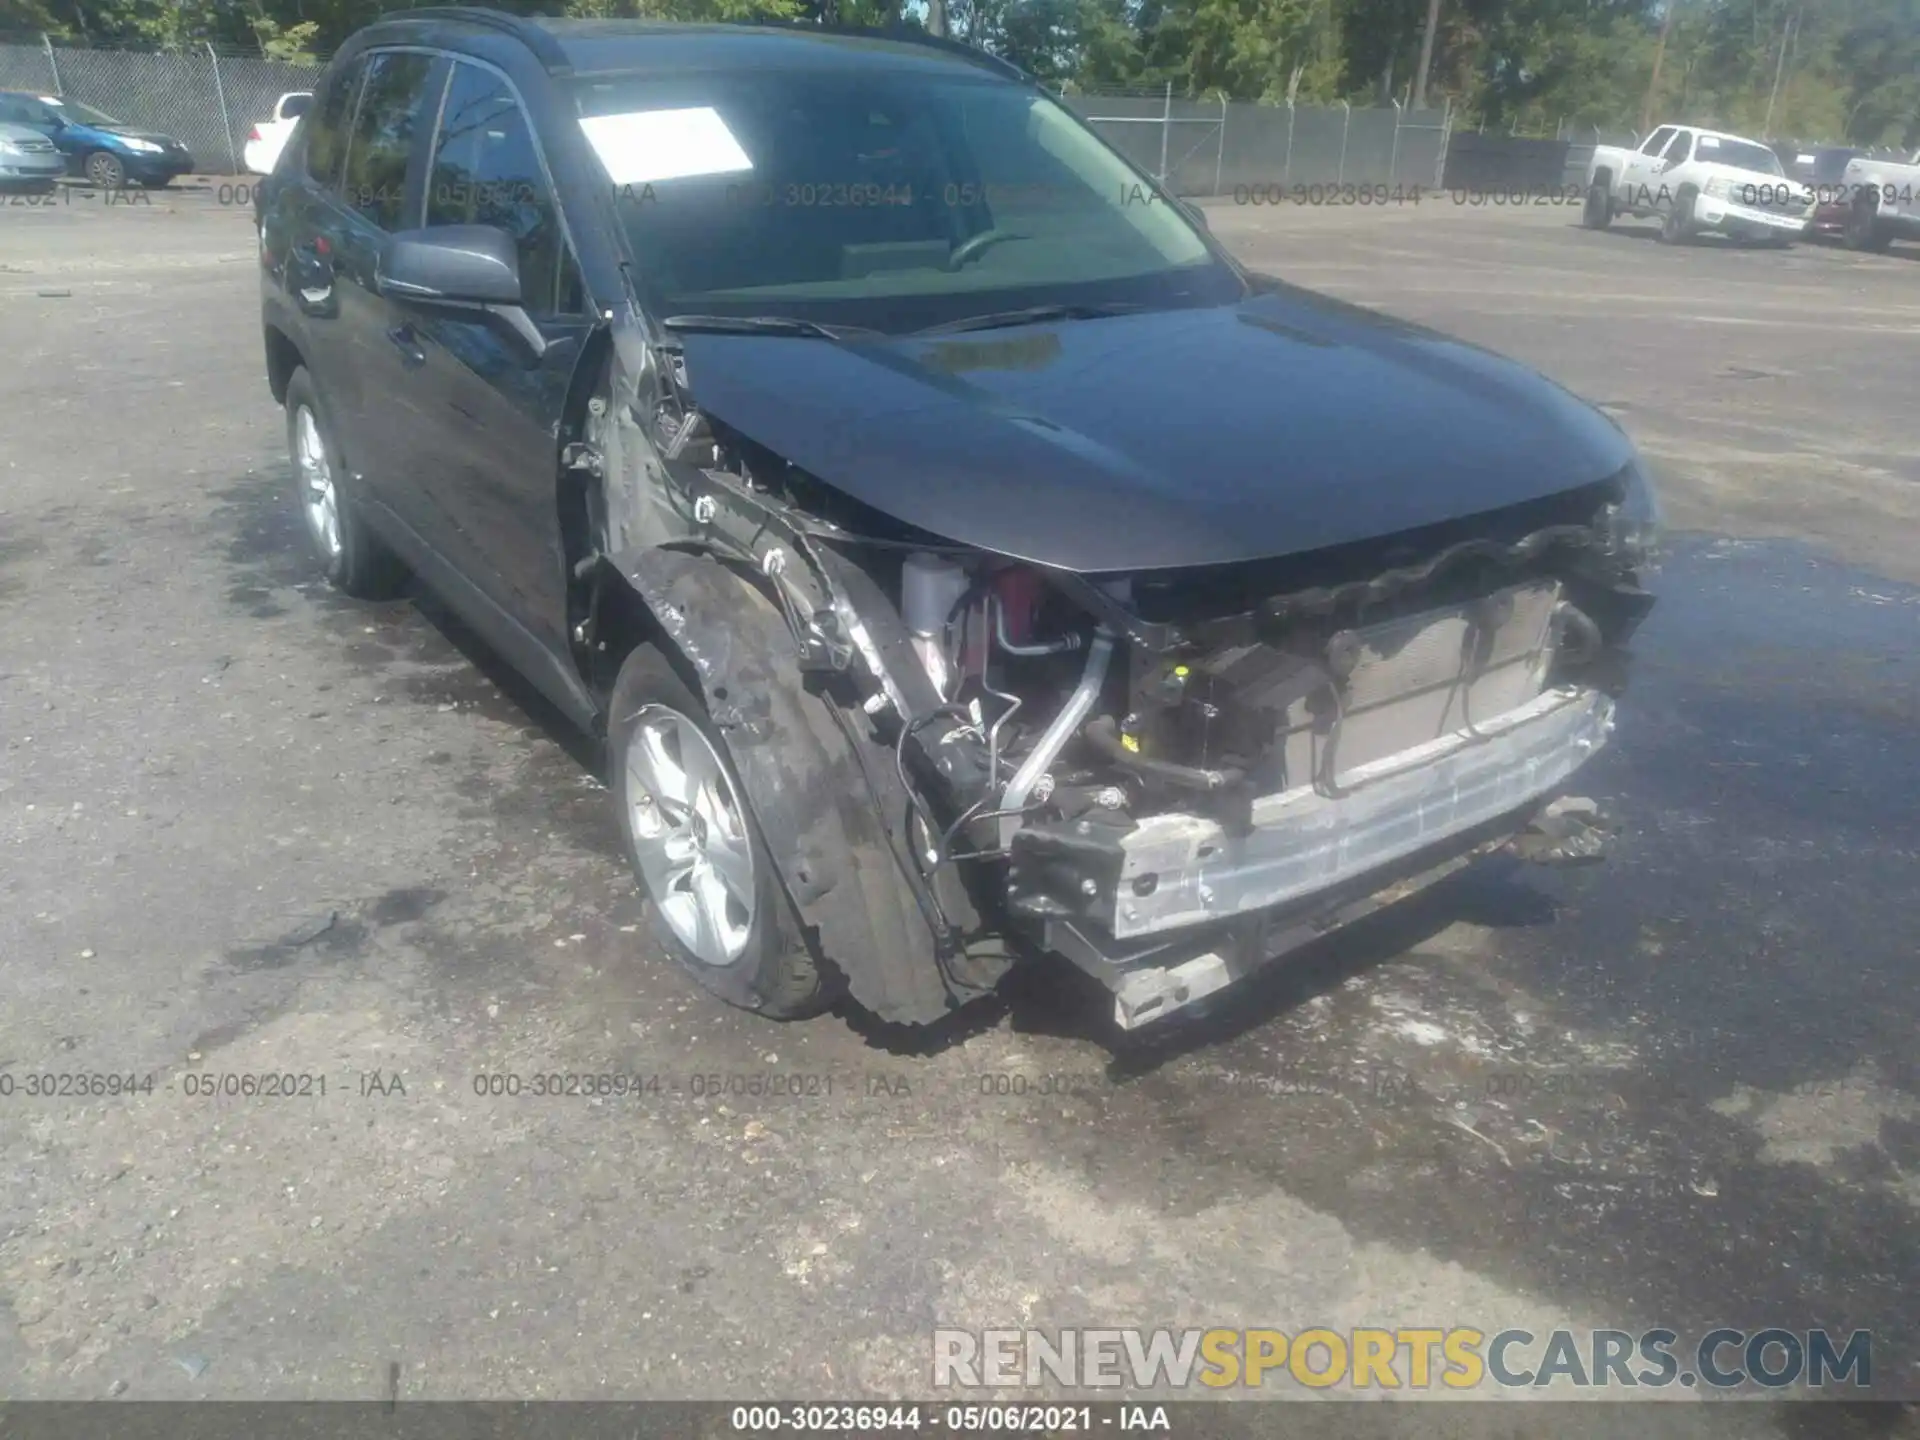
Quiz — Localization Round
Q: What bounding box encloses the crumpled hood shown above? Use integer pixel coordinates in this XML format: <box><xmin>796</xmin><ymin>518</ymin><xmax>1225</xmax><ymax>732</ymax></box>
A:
<box><xmin>676</xmin><ymin>281</ymin><xmax>1635</xmax><ymax>574</ymax></box>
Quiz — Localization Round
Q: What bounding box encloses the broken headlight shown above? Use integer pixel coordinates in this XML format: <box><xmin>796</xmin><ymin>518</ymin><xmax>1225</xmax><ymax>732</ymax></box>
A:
<box><xmin>1602</xmin><ymin>460</ymin><xmax>1664</xmax><ymax>573</ymax></box>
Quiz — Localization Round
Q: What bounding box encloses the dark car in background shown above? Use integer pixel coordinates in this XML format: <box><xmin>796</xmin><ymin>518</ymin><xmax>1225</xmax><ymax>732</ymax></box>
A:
<box><xmin>1800</xmin><ymin>146</ymin><xmax>1865</xmax><ymax>238</ymax></box>
<box><xmin>0</xmin><ymin>90</ymin><xmax>193</xmax><ymax>187</ymax></box>
<box><xmin>256</xmin><ymin>7</ymin><xmax>1658</xmax><ymax>1033</ymax></box>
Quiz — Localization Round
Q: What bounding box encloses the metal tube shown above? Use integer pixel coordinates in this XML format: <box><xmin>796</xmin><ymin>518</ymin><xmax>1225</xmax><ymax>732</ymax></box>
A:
<box><xmin>1159</xmin><ymin>81</ymin><xmax>1172</xmax><ymax>186</ymax></box>
<box><xmin>1214</xmin><ymin>93</ymin><xmax>1227</xmax><ymax>197</ymax></box>
<box><xmin>993</xmin><ymin>596</ymin><xmax>1082</xmax><ymax>656</ymax></box>
<box><xmin>999</xmin><ymin>630</ymin><xmax>1115</xmax><ymax>845</ymax></box>
<box><xmin>207</xmin><ymin>42</ymin><xmax>238</xmax><ymax>176</ymax></box>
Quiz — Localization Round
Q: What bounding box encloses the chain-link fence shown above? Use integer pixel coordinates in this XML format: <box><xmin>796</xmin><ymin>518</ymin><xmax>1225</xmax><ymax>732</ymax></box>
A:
<box><xmin>0</xmin><ymin>33</ymin><xmax>322</xmax><ymax>174</ymax></box>
<box><xmin>1061</xmin><ymin>85</ymin><xmax>1453</xmax><ymax>197</ymax></box>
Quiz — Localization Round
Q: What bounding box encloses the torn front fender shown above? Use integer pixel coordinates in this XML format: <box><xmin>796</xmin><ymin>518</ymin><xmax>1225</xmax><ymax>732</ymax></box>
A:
<box><xmin>609</xmin><ymin>546</ymin><xmax>957</xmax><ymax>1026</ymax></box>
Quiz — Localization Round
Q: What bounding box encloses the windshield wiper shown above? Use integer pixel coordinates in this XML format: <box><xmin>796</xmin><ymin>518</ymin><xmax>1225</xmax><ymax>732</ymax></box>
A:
<box><xmin>661</xmin><ymin>314</ymin><xmax>880</xmax><ymax>341</ymax></box>
<box><xmin>912</xmin><ymin>302</ymin><xmax>1146</xmax><ymax>336</ymax></box>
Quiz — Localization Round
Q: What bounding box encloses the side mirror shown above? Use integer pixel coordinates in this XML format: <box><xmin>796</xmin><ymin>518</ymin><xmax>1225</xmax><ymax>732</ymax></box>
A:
<box><xmin>378</xmin><ymin>225</ymin><xmax>546</xmax><ymax>356</ymax></box>
<box><xmin>282</xmin><ymin>93</ymin><xmax>312</xmax><ymax>120</ymax></box>
<box><xmin>380</xmin><ymin>224</ymin><xmax>522</xmax><ymax>305</ymax></box>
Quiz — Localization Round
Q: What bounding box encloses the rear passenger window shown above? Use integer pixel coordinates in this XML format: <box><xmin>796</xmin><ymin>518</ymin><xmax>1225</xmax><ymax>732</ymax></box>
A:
<box><xmin>427</xmin><ymin>61</ymin><xmax>581</xmax><ymax>316</ymax></box>
<box><xmin>341</xmin><ymin>50</ymin><xmax>442</xmax><ymax>230</ymax></box>
<box><xmin>305</xmin><ymin>58</ymin><xmax>366</xmax><ymax>188</ymax></box>
<box><xmin>1639</xmin><ymin>127</ymin><xmax>1674</xmax><ymax>156</ymax></box>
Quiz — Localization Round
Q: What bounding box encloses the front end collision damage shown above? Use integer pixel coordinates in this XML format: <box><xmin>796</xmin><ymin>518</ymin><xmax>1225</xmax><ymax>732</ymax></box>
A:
<box><xmin>574</xmin><ymin>319</ymin><xmax>1657</xmax><ymax>1029</ymax></box>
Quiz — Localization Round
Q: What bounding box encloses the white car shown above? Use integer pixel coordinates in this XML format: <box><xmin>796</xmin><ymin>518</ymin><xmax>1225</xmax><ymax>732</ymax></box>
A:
<box><xmin>1582</xmin><ymin>124</ymin><xmax>1815</xmax><ymax>245</ymax></box>
<box><xmin>241</xmin><ymin>91</ymin><xmax>310</xmax><ymax>176</ymax></box>
<box><xmin>1833</xmin><ymin>149</ymin><xmax>1920</xmax><ymax>252</ymax></box>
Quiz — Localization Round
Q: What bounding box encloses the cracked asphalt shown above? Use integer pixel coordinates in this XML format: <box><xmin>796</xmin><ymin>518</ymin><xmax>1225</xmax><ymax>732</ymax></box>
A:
<box><xmin>1</xmin><ymin>180</ymin><xmax>1918</xmax><ymax>1435</ymax></box>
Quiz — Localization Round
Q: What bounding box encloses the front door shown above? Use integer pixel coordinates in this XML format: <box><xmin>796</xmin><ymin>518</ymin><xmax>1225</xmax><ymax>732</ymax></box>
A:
<box><xmin>384</xmin><ymin>57</ymin><xmax>593</xmax><ymax>656</ymax></box>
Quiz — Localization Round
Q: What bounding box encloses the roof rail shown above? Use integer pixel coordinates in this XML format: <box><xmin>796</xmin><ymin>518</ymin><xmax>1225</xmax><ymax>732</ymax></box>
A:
<box><xmin>730</xmin><ymin>19</ymin><xmax>1031</xmax><ymax>84</ymax></box>
<box><xmin>376</xmin><ymin>6</ymin><xmax>574</xmax><ymax>74</ymax></box>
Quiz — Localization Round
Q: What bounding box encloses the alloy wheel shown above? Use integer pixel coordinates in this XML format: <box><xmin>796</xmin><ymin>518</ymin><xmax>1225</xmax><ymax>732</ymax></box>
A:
<box><xmin>294</xmin><ymin>404</ymin><xmax>341</xmax><ymax>561</ymax></box>
<box><xmin>623</xmin><ymin>705</ymin><xmax>757</xmax><ymax>966</ymax></box>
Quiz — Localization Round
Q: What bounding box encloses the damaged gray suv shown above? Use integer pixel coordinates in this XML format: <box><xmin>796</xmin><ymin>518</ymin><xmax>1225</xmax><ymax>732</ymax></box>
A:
<box><xmin>258</xmin><ymin>7</ymin><xmax>1659</xmax><ymax>1030</ymax></box>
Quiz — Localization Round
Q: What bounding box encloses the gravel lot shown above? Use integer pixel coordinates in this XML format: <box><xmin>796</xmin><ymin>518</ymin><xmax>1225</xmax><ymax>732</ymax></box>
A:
<box><xmin>2</xmin><ymin>179</ymin><xmax>1918</xmax><ymax>1432</ymax></box>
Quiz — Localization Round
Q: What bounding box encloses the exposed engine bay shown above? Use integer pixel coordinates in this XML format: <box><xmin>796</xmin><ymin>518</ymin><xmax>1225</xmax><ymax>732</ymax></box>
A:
<box><xmin>576</xmin><ymin>333</ymin><xmax>1657</xmax><ymax>1030</ymax></box>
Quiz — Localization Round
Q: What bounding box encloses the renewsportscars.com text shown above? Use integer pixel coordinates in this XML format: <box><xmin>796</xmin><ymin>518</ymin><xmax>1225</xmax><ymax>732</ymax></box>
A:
<box><xmin>933</xmin><ymin>1326</ymin><xmax>1872</xmax><ymax>1392</ymax></box>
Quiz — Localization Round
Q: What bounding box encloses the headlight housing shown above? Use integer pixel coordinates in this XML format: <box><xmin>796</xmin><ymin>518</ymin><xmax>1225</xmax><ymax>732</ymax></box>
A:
<box><xmin>1702</xmin><ymin>176</ymin><xmax>1727</xmax><ymax>199</ymax></box>
<box><xmin>119</xmin><ymin>137</ymin><xmax>163</xmax><ymax>153</ymax></box>
<box><xmin>1603</xmin><ymin>460</ymin><xmax>1664</xmax><ymax>573</ymax></box>
<box><xmin>0</xmin><ymin>138</ymin><xmax>21</xmax><ymax>156</ymax></box>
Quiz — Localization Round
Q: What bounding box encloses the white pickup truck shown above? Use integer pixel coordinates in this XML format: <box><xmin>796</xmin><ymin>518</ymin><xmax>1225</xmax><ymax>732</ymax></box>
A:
<box><xmin>1830</xmin><ymin>150</ymin><xmax>1920</xmax><ymax>251</ymax></box>
<box><xmin>241</xmin><ymin>91</ymin><xmax>310</xmax><ymax>176</ymax></box>
<box><xmin>1582</xmin><ymin>124</ymin><xmax>1815</xmax><ymax>244</ymax></box>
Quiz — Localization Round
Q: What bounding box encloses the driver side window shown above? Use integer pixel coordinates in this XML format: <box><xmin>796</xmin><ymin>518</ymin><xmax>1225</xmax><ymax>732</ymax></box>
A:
<box><xmin>0</xmin><ymin>96</ymin><xmax>54</xmax><ymax>129</ymax></box>
<box><xmin>1663</xmin><ymin>131</ymin><xmax>1693</xmax><ymax>164</ymax></box>
<box><xmin>425</xmin><ymin>61</ymin><xmax>583</xmax><ymax>317</ymax></box>
<box><xmin>1639</xmin><ymin>127</ymin><xmax>1675</xmax><ymax>156</ymax></box>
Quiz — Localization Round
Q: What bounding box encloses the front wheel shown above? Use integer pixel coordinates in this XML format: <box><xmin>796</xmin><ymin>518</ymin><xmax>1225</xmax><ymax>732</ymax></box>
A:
<box><xmin>83</xmin><ymin>151</ymin><xmax>125</xmax><ymax>189</ymax></box>
<box><xmin>1582</xmin><ymin>181</ymin><xmax>1613</xmax><ymax>230</ymax></box>
<box><xmin>1845</xmin><ymin>200</ymin><xmax>1892</xmax><ymax>252</ymax></box>
<box><xmin>610</xmin><ymin>644</ymin><xmax>833</xmax><ymax>1020</ymax></box>
<box><xmin>1657</xmin><ymin>189</ymin><xmax>1696</xmax><ymax>245</ymax></box>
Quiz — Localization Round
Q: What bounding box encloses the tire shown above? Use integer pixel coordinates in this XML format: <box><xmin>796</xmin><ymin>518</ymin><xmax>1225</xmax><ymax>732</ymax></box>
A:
<box><xmin>1844</xmin><ymin>199</ymin><xmax>1891</xmax><ymax>253</ymax></box>
<box><xmin>1582</xmin><ymin>179</ymin><xmax>1612</xmax><ymax>230</ymax></box>
<box><xmin>1657</xmin><ymin>189</ymin><xmax>1696</xmax><ymax>245</ymax></box>
<box><xmin>609</xmin><ymin>643</ymin><xmax>832</xmax><ymax>1020</ymax></box>
<box><xmin>83</xmin><ymin>150</ymin><xmax>125</xmax><ymax>189</ymax></box>
<box><xmin>283</xmin><ymin>367</ymin><xmax>408</xmax><ymax>599</ymax></box>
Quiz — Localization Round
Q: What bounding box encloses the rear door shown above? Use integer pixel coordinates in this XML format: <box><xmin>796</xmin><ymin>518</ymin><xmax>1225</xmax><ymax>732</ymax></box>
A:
<box><xmin>384</xmin><ymin>56</ymin><xmax>593</xmax><ymax>654</ymax></box>
<box><xmin>325</xmin><ymin>49</ymin><xmax>449</xmax><ymax>534</ymax></box>
<box><xmin>270</xmin><ymin>57</ymin><xmax>368</xmax><ymax>457</ymax></box>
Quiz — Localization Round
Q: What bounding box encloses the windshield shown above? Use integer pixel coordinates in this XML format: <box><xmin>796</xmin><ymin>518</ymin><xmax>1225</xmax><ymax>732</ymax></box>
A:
<box><xmin>571</xmin><ymin>68</ymin><xmax>1239</xmax><ymax>333</ymax></box>
<box><xmin>41</xmin><ymin>96</ymin><xmax>123</xmax><ymax>126</ymax></box>
<box><xmin>1696</xmin><ymin>136</ymin><xmax>1784</xmax><ymax>175</ymax></box>
<box><xmin>1813</xmin><ymin>149</ymin><xmax>1860</xmax><ymax>181</ymax></box>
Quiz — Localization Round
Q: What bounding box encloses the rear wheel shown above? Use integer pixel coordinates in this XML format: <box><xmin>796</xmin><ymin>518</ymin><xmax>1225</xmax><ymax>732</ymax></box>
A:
<box><xmin>1582</xmin><ymin>180</ymin><xmax>1613</xmax><ymax>230</ymax></box>
<box><xmin>284</xmin><ymin>367</ymin><xmax>408</xmax><ymax>598</ymax></box>
<box><xmin>609</xmin><ymin>644</ymin><xmax>833</xmax><ymax>1020</ymax></box>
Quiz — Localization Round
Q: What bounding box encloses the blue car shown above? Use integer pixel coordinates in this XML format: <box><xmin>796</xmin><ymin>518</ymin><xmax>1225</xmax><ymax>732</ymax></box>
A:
<box><xmin>0</xmin><ymin>90</ymin><xmax>194</xmax><ymax>188</ymax></box>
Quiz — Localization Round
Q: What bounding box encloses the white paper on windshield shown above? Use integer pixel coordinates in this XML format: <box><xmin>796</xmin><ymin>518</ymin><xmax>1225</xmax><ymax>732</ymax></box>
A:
<box><xmin>1698</xmin><ymin>136</ymin><xmax>1720</xmax><ymax>148</ymax></box>
<box><xmin>579</xmin><ymin>107</ymin><xmax>752</xmax><ymax>186</ymax></box>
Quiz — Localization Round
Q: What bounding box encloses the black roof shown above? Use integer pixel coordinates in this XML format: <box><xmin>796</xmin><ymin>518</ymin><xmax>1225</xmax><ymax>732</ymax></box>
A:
<box><xmin>367</xmin><ymin>7</ymin><xmax>1027</xmax><ymax>83</ymax></box>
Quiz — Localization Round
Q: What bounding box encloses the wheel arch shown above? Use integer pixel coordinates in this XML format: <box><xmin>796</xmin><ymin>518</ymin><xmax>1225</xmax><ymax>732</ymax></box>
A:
<box><xmin>264</xmin><ymin>322</ymin><xmax>304</xmax><ymax>407</ymax></box>
<box><xmin>601</xmin><ymin>546</ymin><xmax>964</xmax><ymax>1027</ymax></box>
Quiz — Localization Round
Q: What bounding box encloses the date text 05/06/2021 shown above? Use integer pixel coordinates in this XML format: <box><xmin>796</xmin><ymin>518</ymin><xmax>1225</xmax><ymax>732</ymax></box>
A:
<box><xmin>729</xmin><ymin>1405</ymin><xmax>1170</xmax><ymax>1432</ymax></box>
